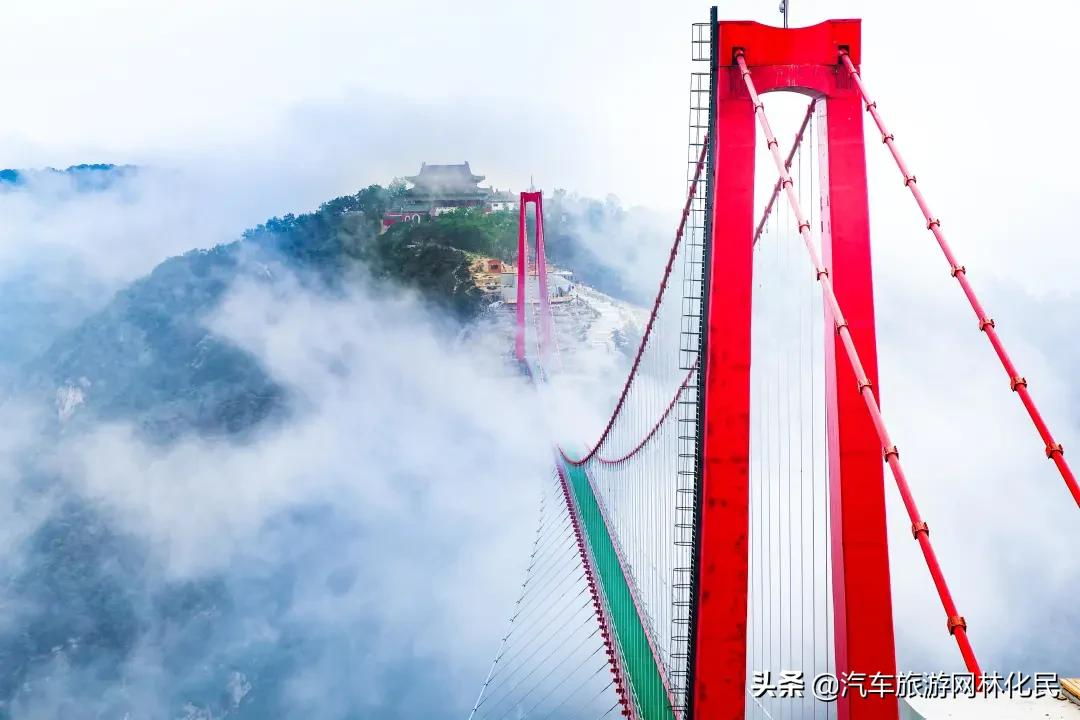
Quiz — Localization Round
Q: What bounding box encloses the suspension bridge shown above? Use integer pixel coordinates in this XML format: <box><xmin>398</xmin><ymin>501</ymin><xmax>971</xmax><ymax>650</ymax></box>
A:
<box><xmin>467</xmin><ymin>10</ymin><xmax>1079</xmax><ymax>720</ymax></box>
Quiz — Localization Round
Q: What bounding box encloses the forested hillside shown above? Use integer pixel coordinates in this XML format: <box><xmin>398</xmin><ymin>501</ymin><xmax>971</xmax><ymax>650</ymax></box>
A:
<box><xmin>0</xmin><ymin>176</ymin><xmax>650</xmax><ymax>718</ymax></box>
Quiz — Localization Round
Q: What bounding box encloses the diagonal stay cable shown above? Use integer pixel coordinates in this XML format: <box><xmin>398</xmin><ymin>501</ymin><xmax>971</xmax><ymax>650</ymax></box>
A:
<box><xmin>512</xmin><ymin>531</ymin><xmax>577</xmax><ymax>607</ymax></box>
<box><xmin>479</xmin><ymin>596</ymin><xmax>595</xmax><ymax>707</ymax></box>
<box><xmin>507</xmin><ymin>564</ymin><xmax>584</xmax><ymax>634</ymax></box>
<box><xmin>491</xmin><ymin>631</ymin><xmax>605</xmax><ymax>720</ymax></box>
<box><xmin>753</xmin><ymin>98</ymin><xmax>817</xmax><ymax>247</ymax></box>
<box><xmin>839</xmin><ymin>50</ymin><xmax>1080</xmax><ymax>509</ymax></box>
<box><xmin>470</xmin><ymin>486</ymin><xmax>554</xmax><ymax>720</ymax></box>
<box><xmin>483</xmin><ymin>625</ymin><xmax>603</xmax><ymax>719</ymax></box>
<box><xmin>486</xmin><ymin>571</ymin><xmax>589</xmax><ymax>677</ymax></box>
<box><xmin>535</xmin><ymin>660</ymin><xmax>613</xmax><ymax>720</ymax></box>
<box><xmin>736</xmin><ymin>50</ymin><xmax>982</xmax><ymax>677</ymax></box>
<box><xmin>600</xmin><ymin>701</ymin><xmax>622</xmax><ymax>719</ymax></box>
<box><xmin>486</xmin><ymin>590</ymin><xmax>591</xmax><ymax>690</ymax></box>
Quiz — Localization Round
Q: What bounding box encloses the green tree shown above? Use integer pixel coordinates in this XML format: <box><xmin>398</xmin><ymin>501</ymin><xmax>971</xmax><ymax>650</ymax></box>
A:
<box><xmin>383</xmin><ymin>207</ymin><xmax>517</xmax><ymax>260</ymax></box>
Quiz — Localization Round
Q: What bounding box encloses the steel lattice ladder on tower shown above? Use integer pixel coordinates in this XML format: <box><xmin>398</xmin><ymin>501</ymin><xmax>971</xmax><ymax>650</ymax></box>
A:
<box><xmin>669</xmin><ymin>19</ymin><xmax>711</xmax><ymax>713</ymax></box>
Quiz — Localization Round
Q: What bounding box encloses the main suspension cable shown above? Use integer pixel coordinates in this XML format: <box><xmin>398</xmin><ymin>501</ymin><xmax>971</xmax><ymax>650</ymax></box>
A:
<box><xmin>753</xmin><ymin>98</ymin><xmax>817</xmax><ymax>247</ymax></box>
<box><xmin>593</xmin><ymin>360</ymin><xmax>699</xmax><ymax>466</ymax></box>
<box><xmin>736</xmin><ymin>51</ymin><xmax>982</xmax><ymax>677</ymax></box>
<box><xmin>838</xmin><ymin>51</ymin><xmax>1080</xmax><ymax>509</ymax></box>
<box><xmin>560</xmin><ymin>137</ymin><xmax>709</xmax><ymax>465</ymax></box>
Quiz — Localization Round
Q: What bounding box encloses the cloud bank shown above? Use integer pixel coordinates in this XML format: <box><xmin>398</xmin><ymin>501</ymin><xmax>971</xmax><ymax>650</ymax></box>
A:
<box><xmin>0</xmin><ymin>246</ymin><xmax>555</xmax><ymax>716</ymax></box>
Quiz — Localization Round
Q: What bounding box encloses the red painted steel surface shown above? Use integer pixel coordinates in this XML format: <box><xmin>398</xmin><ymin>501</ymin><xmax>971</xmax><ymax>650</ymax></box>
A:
<box><xmin>713</xmin><ymin>19</ymin><xmax>861</xmax><ymax>69</ymax></box>
<box><xmin>516</xmin><ymin>191</ymin><xmax>557</xmax><ymax>366</ymax></box>
<box><xmin>516</xmin><ymin>198</ymin><xmax>527</xmax><ymax>361</ymax></box>
<box><xmin>693</xmin><ymin>19</ymin><xmax>901</xmax><ymax>720</ymax></box>
<box><xmin>529</xmin><ymin>192</ymin><xmax>554</xmax><ymax>357</ymax></box>
<box><xmin>735</xmin><ymin>40</ymin><xmax>985</xmax><ymax>710</ymax></box>
<box><xmin>692</xmin><ymin>56</ymin><xmax>756</xmax><ymax>720</ymax></box>
<box><xmin>839</xmin><ymin>53</ymin><xmax>1080</xmax><ymax>509</ymax></box>
<box><xmin>816</xmin><ymin>89</ymin><xmax>901</xmax><ymax>720</ymax></box>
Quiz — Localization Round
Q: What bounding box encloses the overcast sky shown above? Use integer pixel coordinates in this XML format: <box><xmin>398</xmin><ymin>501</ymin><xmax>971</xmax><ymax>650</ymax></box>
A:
<box><xmin>1</xmin><ymin>0</ymin><xmax>1071</xmax><ymax>209</ymax></box>
<box><xmin>6</xmin><ymin>0</ymin><xmax>1080</xmax><ymax>292</ymax></box>
<box><xmin>4</xmin><ymin>0</ymin><xmax>1080</xmax><ymax>684</ymax></box>
<box><xmin>5</xmin><ymin>0</ymin><xmax>1080</xmax><ymax>297</ymax></box>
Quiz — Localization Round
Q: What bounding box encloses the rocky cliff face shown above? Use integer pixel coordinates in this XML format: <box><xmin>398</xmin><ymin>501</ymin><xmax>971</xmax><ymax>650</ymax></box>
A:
<box><xmin>16</xmin><ymin>202</ymin><xmax>488</xmax><ymax>442</ymax></box>
<box><xmin>0</xmin><ymin>184</ymin><xmax>644</xmax><ymax>718</ymax></box>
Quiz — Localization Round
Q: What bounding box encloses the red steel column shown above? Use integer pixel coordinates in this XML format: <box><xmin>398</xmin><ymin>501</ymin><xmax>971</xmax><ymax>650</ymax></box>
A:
<box><xmin>819</xmin><ymin>93</ymin><xmax>900</xmax><ymax>720</ymax></box>
<box><xmin>691</xmin><ymin>19</ymin><xmax>908</xmax><ymax>719</ymax></box>
<box><xmin>515</xmin><ymin>195</ymin><xmax>528</xmax><ymax>361</ymax></box>
<box><xmin>533</xmin><ymin>193</ymin><xmax>554</xmax><ymax>360</ymax></box>
<box><xmin>690</xmin><ymin>62</ymin><xmax>755</xmax><ymax>720</ymax></box>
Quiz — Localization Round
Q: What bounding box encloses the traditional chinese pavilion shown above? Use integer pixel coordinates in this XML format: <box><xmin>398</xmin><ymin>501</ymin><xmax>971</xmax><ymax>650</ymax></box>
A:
<box><xmin>382</xmin><ymin>162</ymin><xmax>517</xmax><ymax>230</ymax></box>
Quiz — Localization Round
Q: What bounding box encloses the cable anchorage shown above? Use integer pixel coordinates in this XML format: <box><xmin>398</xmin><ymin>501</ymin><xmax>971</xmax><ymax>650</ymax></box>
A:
<box><xmin>947</xmin><ymin>615</ymin><xmax>968</xmax><ymax>636</ymax></box>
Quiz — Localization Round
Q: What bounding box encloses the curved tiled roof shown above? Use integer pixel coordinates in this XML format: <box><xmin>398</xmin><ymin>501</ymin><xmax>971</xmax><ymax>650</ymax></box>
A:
<box><xmin>405</xmin><ymin>161</ymin><xmax>485</xmax><ymax>189</ymax></box>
